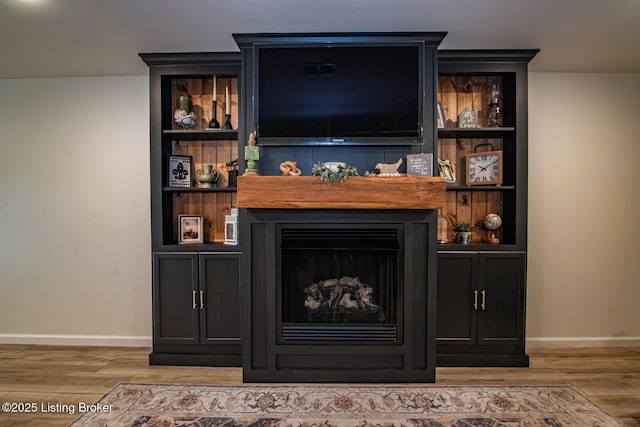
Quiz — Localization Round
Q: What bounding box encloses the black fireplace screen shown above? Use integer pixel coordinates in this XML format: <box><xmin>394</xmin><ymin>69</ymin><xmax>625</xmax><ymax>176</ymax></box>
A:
<box><xmin>279</xmin><ymin>227</ymin><xmax>401</xmax><ymax>341</ymax></box>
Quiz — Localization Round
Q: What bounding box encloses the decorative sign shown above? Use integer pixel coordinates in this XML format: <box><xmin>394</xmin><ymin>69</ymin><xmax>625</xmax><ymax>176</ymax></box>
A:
<box><xmin>406</xmin><ymin>153</ymin><xmax>433</xmax><ymax>177</ymax></box>
<box><xmin>168</xmin><ymin>155</ymin><xmax>192</xmax><ymax>188</ymax></box>
<box><xmin>458</xmin><ymin>107</ymin><xmax>479</xmax><ymax>128</ymax></box>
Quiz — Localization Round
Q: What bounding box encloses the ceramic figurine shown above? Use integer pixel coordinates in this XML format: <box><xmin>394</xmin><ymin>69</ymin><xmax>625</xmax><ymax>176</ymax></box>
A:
<box><xmin>375</xmin><ymin>158</ymin><xmax>403</xmax><ymax>177</ymax></box>
<box><xmin>243</xmin><ymin>132</ymin><xmax>259</xmax><ymax>175</ymax></box>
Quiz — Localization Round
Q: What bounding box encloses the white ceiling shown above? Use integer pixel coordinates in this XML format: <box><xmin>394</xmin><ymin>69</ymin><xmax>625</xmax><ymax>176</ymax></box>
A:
<box><xmin>1</xmin><ymin>0</ymin><xmax>640</xmax><ymax>79</ymax></box>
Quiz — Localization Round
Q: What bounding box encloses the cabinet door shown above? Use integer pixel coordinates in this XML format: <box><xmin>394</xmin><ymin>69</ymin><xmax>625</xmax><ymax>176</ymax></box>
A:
<box><xmin>153</xmin><ymin>253</ymin><xmax>199</xmax><ymax>345</ymax></box>
<box><xmin>199</xmin><ymin>254</ymin><xmax>242</xmax><ymax>343</ymax></box>
<box><xmin>436</xmin><ymin>253</ymin><xmax>478</xmax><ymax>345</ymax></box>
<box><xmin>477</xmin><ymin>252</ymin><xmax>525</xmax><ymax>345</ymax></box>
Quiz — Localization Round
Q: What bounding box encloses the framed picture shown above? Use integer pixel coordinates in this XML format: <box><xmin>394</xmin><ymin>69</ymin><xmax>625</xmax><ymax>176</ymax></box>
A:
<box><xmin>438</xmin><ymin>158</ymin><xmax>457</xmax><ymax>184</ymax></box>
<box><xmin>168</xmin><ymin>155</ymin><xmax>192</xmax><ymax>188</ymax></box>
<box><xmin>178</xmin><ymin>215</ymin><xmax>203</xmax><ymax>244</ymax></box>
<box><xmin>437</xmin><ymin>101</ymin><xmax>446</xmax><ymax>128</ymax></box>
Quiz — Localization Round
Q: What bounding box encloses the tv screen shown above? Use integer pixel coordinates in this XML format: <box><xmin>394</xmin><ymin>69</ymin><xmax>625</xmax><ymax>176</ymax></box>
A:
<box><xmin>256</xmin><ymin>44</ymin><xmax>423</xmax><ymax>145</ymax></box>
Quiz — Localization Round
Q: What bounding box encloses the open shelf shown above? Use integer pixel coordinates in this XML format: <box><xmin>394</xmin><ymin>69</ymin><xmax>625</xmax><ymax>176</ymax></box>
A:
<box><xmin>437</xmin><ymin>127</ymin><xmax>514</xmax><ymax>138</ymax></box>
<box><xmin>163</xmin><ymin>187</ymin><xmax>237</xmax><ymax>193</ymax></box>
<box><xmin>163</xmin><ymin>129</ymin><xmax>238</xmax><ymax>141</ymax></box>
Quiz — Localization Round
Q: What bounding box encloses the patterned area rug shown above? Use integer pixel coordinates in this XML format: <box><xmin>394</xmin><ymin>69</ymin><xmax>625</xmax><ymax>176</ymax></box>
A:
<box><xmin>69</xmin><ymin>383</ymin><xmax>623</xmax><ymax>426</ymax></box>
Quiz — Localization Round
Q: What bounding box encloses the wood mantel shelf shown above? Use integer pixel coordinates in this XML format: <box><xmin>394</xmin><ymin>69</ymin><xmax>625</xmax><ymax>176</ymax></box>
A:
<box><xmin>237</xmin><ymin>175</ymin><xmax>446</xmax><ymax>209</ymax></box>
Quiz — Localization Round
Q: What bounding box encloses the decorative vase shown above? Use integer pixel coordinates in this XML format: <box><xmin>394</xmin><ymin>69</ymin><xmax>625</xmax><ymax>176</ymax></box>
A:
<box><xmin>174</xmin><ymin>94</ymin><xmax>196</xmax><ymax>128</ymax></box>
<box><xmin>196</xmin><ymin>164</ymin><xmax>219</xmax><ymax>188</ymax></box>
<box><xmin>458</xmin><ymin>231</ymin><xmax>471</xmax><ymax>244</ymax></box>
<box><xmin>437</xmin><ymin>210</ymin><xmax>449</xmax><ymax>243</ymax></box>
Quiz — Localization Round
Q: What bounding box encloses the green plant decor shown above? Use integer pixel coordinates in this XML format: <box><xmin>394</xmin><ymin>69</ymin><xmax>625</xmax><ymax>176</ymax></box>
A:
<box><xmin>311</xmin><ymin>162</ymin><xmax>359</xmax><ymax>182</ymax></box>
<box><xmin>453</xmin><ymin>222</ymin><xmax>476</xmax><ymax>232</ymax></box>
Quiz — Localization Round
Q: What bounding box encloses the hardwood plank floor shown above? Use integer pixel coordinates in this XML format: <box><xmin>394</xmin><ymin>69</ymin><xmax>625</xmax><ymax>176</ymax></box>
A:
<box><xmin>0</xmin><ymin>345</ymin><xmax>638</xmax><ymax>426</ymax></box>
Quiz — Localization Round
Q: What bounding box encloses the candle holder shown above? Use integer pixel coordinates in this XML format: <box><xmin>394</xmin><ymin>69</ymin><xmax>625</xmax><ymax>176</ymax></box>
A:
<box><xmin>222</xmin><ymin>114</ymin><xmax>233</xmax><ymax>130</ymax></box>
<box><xmin>208</xmin><ymin>100</ymin><xmax>220</xmax><ymax>129</ymax></box>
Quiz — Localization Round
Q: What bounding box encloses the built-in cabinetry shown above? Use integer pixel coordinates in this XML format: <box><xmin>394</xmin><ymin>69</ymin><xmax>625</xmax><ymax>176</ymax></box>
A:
<box><xmin>139</xmin><ymin>45</ymin><xmax>538</xmax><ymax>370</ymax></box>
<box><xmin>435</xmin><ymin>50</ymin><xmax>537</xmax><ymax>366</ymax></box>
<box><xmin>152</xmin><ymin>253</ymin><xmax>241</xmax><ymax>365</ymax></box>
<box><xmin>436</xmin><ymin>251</ymin><xmax>527</xmax><ymax>366</ymax></box>
<box><xmin>140</xmin><ymin>52</ymin><xmax>244</xmax><ymax>365</ymax></box>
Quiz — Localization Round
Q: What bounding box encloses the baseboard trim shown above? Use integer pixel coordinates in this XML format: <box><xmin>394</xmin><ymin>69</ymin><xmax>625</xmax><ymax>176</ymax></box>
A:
<box><xmin>0</xmin><ymin>334</ymin><xmax>152</xmax><ymax>347</ymax></box>
<box><xmin>527</xmin><ymin>336</ymin><xmax>640</xmax><ymax>348</ymax></box>
<box><xmin>3</xmin><ymin>335</ymin><xmax>638</xmax><ymax>349</ymax></box>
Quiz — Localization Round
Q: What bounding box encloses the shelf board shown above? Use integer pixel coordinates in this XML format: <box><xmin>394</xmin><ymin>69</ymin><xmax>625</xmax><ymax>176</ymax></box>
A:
<box><xmin>162</xmin><ymin>129</ymin><xmax>238</xmax><ymax>141</ymax></box>
<box><xmin>446</xmin><ymin>184</ymin><xmax>515</xmax><ymax>191</ymax></box>
<box><xmin>437</xmin><ymin>127</ymin><xmax>514</xmax><ymax>138</ymax></box>
<box><xmin>163</xmin><ymin>187</ymin><xmax>237</xmax><ymax>193</ymax></box>
<box><xmin>437</xmin><ymin>242</ymin><xmax>524</xmax><ymax>252</ymax></box>
<box><xmin>155</xmin><ymin>243</ymin><xmax>242</xmax><ymax>252</ymax></box>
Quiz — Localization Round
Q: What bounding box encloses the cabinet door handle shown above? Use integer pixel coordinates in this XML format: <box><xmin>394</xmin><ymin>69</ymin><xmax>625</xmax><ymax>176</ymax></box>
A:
<box><xmin>481</xmin><ymin>290</ymin><xmax>486</xmax><ymax>310</ymax></box>
<box><xmin>473</xmin><ymin>290</ymin><xmax>478</xmax><ymax>310</ymax></box>
<box><xmin>192</xmin><ymin>290</ymin><xmax>197</xmax><ymax>310</ymax></box>
<box><xmin>200</xmin><ymin>290</ymin><xmax>205</xmax><ymax>310</ymax></box>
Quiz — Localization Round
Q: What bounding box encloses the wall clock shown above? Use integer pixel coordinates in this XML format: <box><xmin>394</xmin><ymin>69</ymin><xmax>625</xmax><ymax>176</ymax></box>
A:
<box><xmin>466</xmin><ymin>150</ymin><xmax>503</xmax><ymax>185</ymax></box>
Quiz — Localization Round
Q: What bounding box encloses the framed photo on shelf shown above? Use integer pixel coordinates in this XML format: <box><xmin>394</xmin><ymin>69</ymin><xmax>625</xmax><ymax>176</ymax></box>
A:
<box><xmin>438</xmin><ymin>159</ymin><xmax>457</xmax><ymax>184</ymax></box>
<box><xmin>436</xmin><ymin>101</ymin><xmax>446</xmax><ymax>128</ymax></box>
<box><xmin>168</xmin><ymin>155</ymin><xmax>192</xmax><ymax>188</ymax></box>
<box><xmin>178</xmin><ymin>215</ymin><xmax>203</xmax><ymax>244</ymax></box>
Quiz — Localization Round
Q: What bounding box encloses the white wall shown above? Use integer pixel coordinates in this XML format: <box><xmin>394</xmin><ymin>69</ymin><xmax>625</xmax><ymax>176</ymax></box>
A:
<box><xmin>0</xmin><ymin>76</ymin><xmax>151</xmax><ymax>346</ymax></box>
<box><xmin>527</xmin><ymin>72</ymin><xmax>640</xmax><ymax>346</ymax></box>
<box><xmin>1</xmin><ymin>72</ymin><xmax>639</xmax><ymax>347</ymax></box>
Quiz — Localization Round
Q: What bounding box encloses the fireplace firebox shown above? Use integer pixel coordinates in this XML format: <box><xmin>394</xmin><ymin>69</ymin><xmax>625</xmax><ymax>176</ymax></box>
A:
<box><xmin>280</xmin><ymin>226</ymin><xmax>400</xmax><ymax>342</ymax></box>
<box><xmin>241</xmin><ymin>209</ymin><xmax>437</xmax><ymax>382</ymax></box>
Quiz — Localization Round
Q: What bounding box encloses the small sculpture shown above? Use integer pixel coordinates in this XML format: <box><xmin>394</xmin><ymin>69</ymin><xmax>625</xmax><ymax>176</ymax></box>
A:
<box><xmin>375</xmin><ymin>158</ymin><xmax>403</xmax><ymax>177</ymax></box>
<box><xmin>243</xmin><ymin>132</ymin><xmax>259</xmax><ymax>176</ymax></box>
<box><xmin>279</xmin><ymin>160</ymin><xmax>302</xmax><ymax>176</ymax></box>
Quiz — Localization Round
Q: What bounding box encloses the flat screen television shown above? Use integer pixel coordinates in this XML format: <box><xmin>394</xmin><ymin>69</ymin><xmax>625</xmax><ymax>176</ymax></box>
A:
<box><xmin>255</xmin><ymin>43</ymin><xmax>424</xmax><ymax>145</ymax></box>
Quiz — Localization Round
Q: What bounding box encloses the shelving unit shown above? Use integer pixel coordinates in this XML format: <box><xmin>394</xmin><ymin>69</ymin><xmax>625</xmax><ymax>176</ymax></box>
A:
<box><xmin>435</xmin><ymin>50</ymin><xmax>538</xmax><ymax>366</ymax></box>
<box><xmin>140</xmin><ymin>52</ymin><xmax>243</xmax><ymax>366</ymax></box>
<box><xmin>162</xmin><ymin>73</ymin><xmax>239</xmax><ymax>246</ymax></box>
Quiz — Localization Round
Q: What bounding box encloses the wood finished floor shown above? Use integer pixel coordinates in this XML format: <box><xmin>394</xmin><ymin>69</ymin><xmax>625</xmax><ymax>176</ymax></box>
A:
<box><xmin>0</xmin><ymin>345</ymin><xmax>638</xmax><ymax>426</ymax></box>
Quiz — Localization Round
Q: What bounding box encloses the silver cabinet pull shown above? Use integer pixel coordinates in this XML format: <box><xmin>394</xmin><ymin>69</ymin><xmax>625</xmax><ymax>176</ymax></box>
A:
<box><xmin>481</xmin><ymin>290</ymin><xmax>486</xmax><ymax>310</ymax></box>
<box><xmin>473</xmin><ymin>290</ymin><xmax>478</xmax><ymax>310</ymax></box>
<box><xmin>192</xmin><ymin>290</ymin><xmax>197</xmax><ymax>310</ymax></box>
<box><xmin>200</xmin><ymin>290</ymin><xmax>205</xmax><ymax>310</ymax></box>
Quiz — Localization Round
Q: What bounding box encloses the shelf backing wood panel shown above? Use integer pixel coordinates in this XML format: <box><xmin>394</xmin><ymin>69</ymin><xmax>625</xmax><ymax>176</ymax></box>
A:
<box><xmin>170</xmin><ymin>139</ymin><xmax>237</xmax><ymax>243</ymax></box>
<box><xmin>438</xmin><ymin>75</ymin><xmax>501</xmax><ymax>128</ymax></box>
<box><xmin>171</xmin><ymin>76</ymin><xmax>239</xmax><ymax>131</ymax></box>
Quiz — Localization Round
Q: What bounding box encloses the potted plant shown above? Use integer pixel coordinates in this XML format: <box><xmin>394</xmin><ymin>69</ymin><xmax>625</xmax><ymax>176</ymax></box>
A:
<box><xmin>453</xmin><ymin>222</ymin><xmax>476</xmax><ymax>244</ymax></box>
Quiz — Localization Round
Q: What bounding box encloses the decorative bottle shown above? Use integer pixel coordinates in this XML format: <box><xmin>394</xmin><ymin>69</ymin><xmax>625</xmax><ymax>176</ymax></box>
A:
<box><xmin>437</xmin><ymin>210</ymin><xmax>449</xmax><ymax>243</ymax></box>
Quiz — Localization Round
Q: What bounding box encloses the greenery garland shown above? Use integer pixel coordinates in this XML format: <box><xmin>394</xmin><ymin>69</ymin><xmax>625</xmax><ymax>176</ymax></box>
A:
<box><xmin>311</xmin><ymin>162</ymin><xmax>359</xmax><ymax>182</ymax></box>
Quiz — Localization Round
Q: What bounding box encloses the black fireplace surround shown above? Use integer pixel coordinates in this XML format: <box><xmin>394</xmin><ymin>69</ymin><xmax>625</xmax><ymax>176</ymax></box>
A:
<box><xmin>240</xmin><ymin>208</ymin><xmax>437</xmax><ymax>382</ymax></box>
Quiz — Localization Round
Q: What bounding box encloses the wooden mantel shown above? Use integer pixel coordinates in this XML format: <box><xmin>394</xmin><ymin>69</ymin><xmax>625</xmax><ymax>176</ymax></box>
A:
<box><xmin>237</xmin><ymin>175</ymin><xmax>446</xmax><ymax>209</ymax></box>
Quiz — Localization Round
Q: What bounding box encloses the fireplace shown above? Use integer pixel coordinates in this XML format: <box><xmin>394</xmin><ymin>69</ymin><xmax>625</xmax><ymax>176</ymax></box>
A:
<box><xmin>240</xmin><ymin>208</ymin><xmax>438</xmax><ymax>382</ymax></box>
<box><xmin>280</xmin><ymin>226</ymin><xmax>400</xmax><ymax>342</ymax></box>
